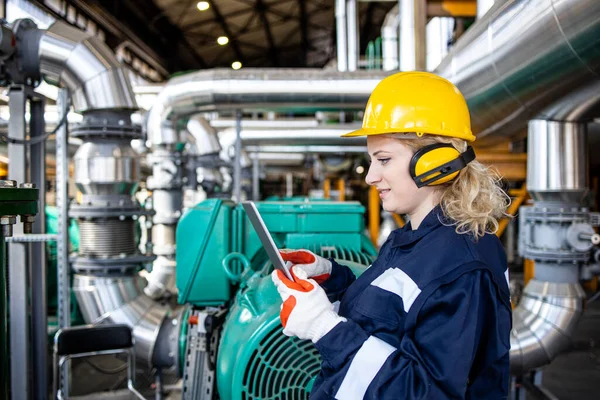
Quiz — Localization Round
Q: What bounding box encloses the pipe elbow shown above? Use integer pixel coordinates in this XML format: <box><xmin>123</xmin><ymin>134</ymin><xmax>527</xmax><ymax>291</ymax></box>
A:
<box><xmin>38</xmin><ymin>21</ymin><xmax>137</xmax><ymax>112</ymax></box>
<box><xmin>509</xmin><ymin>280</ymin><xmax>585</xmax><ymax>375</ymax></box>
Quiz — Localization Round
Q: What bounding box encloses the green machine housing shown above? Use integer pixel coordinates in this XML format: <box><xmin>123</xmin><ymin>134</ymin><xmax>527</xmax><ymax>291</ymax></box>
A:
<box><xmin>176</xmin><ymin>199</ymin><xmax>377</xmax><ymax>400</ymax></box>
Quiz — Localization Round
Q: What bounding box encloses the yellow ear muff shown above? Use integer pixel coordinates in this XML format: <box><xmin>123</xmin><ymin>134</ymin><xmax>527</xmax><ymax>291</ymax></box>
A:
<box><xmin>409</xmin><ymin>144</ymin><xmax>476</xmax><ymax>188</ymax></box>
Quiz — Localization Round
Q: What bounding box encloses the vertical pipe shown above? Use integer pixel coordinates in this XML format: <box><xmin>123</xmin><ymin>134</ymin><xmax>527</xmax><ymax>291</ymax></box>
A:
<box><xmin>400</xmin><ymin>0</ymin><xmax>426</xmax><ymax>71</ymax></box>
<box><xmin>0</xmin><ymin>228</ymin><xmax>7</xmax><ymax>400</ymax></box>
<box><xmin>286</xmin><ymin>173</ymin><xmax>293</xmax><ymax>198</ymax></box>
<box><xmin>346</xmin><ymin>0</ymin><xmax>358</xmax><ymax>71</ymax></box>
<box><xmin>337</xmin><ymin>179</ymin><xmax>345</xmax><ymax>201</ymax></box>
<box><xmin>381</xmin><ymin>4</ymin><xmax>399</xmax><ymax>71</ymax></box>
<box><xmin>323</xmin><ymin>178</ymin><xmax>331</xmax><ymax>199</ymax></box>
<box><xmin>369</xmin><ymin>185</ymin><xmax>380</xmax><ymax>246</ymax></box>
<box><xmin>336</xmin><ymin>0</ymin><xmax>348</xmax><ymax>71</ymax></box>
<box><xmin>7</xmin><ymin>85</ymin><xmax>30</xmax><ymax>400</ymax></box>
<box><xmin>233</xmin><ymin>110</ymin><xmax>242</xmax><ymax>202</ymax></box>
<box><xmin>252</xmin><ymin>155</ymin><xmax>260</xmax><ymax>201</ymax></box>
<box><xmin>56</xmin><ymin>89</ymin><xmax>70</xmax><ymax>329</ymax></box>
<box><xmin>29</xmin><ymin>97</ymin><xmax>47</xmax><ymax>400</ymax></box>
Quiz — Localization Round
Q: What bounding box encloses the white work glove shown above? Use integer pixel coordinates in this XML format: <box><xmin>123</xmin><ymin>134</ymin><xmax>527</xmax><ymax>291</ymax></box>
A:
<box><xmin>271</xmin><ymin>266</ymin><xmax>345</xmax><ymax>343</ymax></box>
<box><xmin>279</xmin><ymin>249</ymin><xmax>332</xmax><ymax>284</ymax></box>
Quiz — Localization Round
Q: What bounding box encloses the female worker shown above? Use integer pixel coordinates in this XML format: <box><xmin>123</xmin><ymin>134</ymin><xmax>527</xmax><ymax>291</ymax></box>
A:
<box><xmin>272</xmin><ymin>71</ymin><xmax>512</xmax><ymax>399</ymax></box>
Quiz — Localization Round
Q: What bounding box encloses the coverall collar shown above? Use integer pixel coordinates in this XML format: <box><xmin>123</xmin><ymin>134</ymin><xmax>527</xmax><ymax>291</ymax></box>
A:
<box><xmin>391</xmin><ymin>205</ymin><xmax>447</xmax><ymax>247</ymax></box>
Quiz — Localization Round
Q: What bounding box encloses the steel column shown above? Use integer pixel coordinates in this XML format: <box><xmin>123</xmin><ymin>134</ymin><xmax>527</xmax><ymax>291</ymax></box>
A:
<box><xmin>233</xmin><ymin>110</ymin><xmax>242</xmax><ymax>202</ymax></box>
<box><xmin>7</xmin><ymin>85</ymin><xmax>31</xmax><ymax>400</ymax></box>
<box><xmin>252</xmin><ymin>155</ymin><xmax>260</xmax><ymax>201</ymax></box>
<box><xmin>29</xmin><ymin>96</ymin><xmax>47</xmax><ymax>400</ymax></box>
<box><xmin>56</xmin><ymin>89</ymin><xmax>70</xmax><ymax>329</ymax></box>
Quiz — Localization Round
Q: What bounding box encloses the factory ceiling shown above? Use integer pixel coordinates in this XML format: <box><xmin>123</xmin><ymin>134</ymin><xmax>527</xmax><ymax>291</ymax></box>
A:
<box><xmin>32</xmin><ymin>0</ymin><xmax>395</xmax><ymax>82</ymax></box>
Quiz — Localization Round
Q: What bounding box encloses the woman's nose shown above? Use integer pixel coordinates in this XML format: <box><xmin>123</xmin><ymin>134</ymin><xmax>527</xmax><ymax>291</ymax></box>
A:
<box><xmin>365</xmin><ymin>165</ymin><xmax>380</xmax><ymax>186</ymax></box>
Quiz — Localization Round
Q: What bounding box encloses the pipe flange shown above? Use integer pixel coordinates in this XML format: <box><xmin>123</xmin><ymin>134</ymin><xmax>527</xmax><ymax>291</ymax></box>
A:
<box><xmin>147</xmin><ymin>178</ymin><xmax>184</xmax><ymax>191</ymax></box>
<box><xmin>71</xmin><ymin>111</ymin><xmax>142</xmax><ymax>139</ymax></box>
<box><xmin>71</xmin><ymin>253</ymin><xmax>156</xmax><ymax>274</ymax></box>
<box><xmin>522</xmin><ymin>247</ymin><xmax>590</xmax><ymax>263</ymax></box>
<box><xmin>524</xmin><ymin>206</ymin><xmax>590</xmax><ymax>223</ymax></box>
<box><xmin>70</xmin><ymin>204</ymin><xmax>154</xmax><ymax>219</ymax></box>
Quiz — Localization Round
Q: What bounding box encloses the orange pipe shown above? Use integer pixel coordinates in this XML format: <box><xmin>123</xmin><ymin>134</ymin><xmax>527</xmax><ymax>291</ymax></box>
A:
<box><xmin>337</xmin><ymin>179</ymin><xmax>345</xmax><ymax>201</ymax></box>
<box><xmin>323</xmin><ymin>179</ymin><xmax>331</xmax><ymax>199</ymax></box>
<box><xmin>369</xmin><ymin>185</ymin><xmax>380</xmax><ymax>246</ymax></box>
<box><xmin>392</xmin><ymin>213</ymin><xmax>405</xmax><ymax>228</ymax></box>
<box><xmin>524</xmin><ymin>259</ymin><xmax>535</xmax><ymax>286</ymax></box>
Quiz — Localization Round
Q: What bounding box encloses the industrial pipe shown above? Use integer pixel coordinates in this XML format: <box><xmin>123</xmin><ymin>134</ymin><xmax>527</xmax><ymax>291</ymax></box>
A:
<box><xmin>510</xmin><ymin>80</ymin><xmax>600</xmax><ymax>374</ymax></box>
<box><xmin>381</xmin><ymin>4</ymin><xmax>399</xmax><ymax>71</ymax></box>
<box><xmin>335</xmin><ymin>0</ymin><xmax>348</xmax><ymax>71</ymax></box>
<box><xmin>435</xmin><ymin>0</ymin><xmax>600</xmax><ymax>145</ymax></box>
<box><xmin>37</xmin><ymin>20</ymin><xmax>179</xmax><ymax>368</ymax></box>
<box><xmin>145</xmin><ymin>68</ymin><xmax>388</xmax><ymax>145</ymax></box>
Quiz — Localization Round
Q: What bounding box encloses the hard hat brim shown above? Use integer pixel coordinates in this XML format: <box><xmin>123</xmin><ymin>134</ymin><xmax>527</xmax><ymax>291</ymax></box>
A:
<box><xmin>341</xmin><ymin>127</ymin><xmax>476</xmax><ymax>141</ymax></box>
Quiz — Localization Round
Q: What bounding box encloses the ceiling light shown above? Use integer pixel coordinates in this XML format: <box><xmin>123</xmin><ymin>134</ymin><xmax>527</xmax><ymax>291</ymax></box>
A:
<box><xmin>231</xmin><ymin>61</ymin><xmax>242</xmax><ymax>70</ymax></box>
<box><xmin>197</xmin><ymin>1</ymin><xmax>210</xmax><ymax>11</ymax></box>
<box><xmin>217</xmin><ymin>36</ymin><xmax>229</xmax><ymax>45</ymax></box>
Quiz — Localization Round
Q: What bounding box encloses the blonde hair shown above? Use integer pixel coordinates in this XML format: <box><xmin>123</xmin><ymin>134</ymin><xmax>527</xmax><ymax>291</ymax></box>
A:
<box><xmin>390</xmin><ymin>134</ymin><xmax>510</xmax><ymax>239</ymax></box>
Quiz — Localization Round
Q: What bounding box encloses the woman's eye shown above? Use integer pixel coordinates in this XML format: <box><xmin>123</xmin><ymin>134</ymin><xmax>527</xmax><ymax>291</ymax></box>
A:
<box><xmin>378</xmin><ymin>158</ymin><xmax>390</xmax><ymax>165</ymax></box>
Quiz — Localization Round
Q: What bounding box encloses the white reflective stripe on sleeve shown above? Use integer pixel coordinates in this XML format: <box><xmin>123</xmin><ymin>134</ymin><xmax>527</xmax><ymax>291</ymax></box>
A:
<box><xmin>371</xmin><ymin>268</ymin><xmax>421</xmax><ymax>313</ymax></box>
<box><xmin>504</xmin><ymin>269</ymin><xmax>510</xmax><ymax>286</ymax></box>
<box><xmin>334</xmin><ymin>336</ymin><xmax>396</xmax><ymax>400</ymax></box>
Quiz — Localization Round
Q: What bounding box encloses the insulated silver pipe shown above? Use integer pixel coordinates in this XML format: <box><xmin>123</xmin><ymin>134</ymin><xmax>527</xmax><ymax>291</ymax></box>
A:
<box><xmin>39</xmin><ymin>21</ymin><xmax>136</xmax><ymax>112</ymax></box>
<box><xmin>510</xmin><ymin>280</ymin><xmax>585</xmax><ymax>375</ymax></box>
<box><xmin>145</xmin><ymin>69</ymin><xmax>388</xmax><ymax>144</ymax></box>
<box><xmin>510</xmin><ymin>78</ymin><xmax>599</xmax><ymax>374</ymax></box>
<box><xmin>381</xmin><ymin>4</ymin><xmax>399</xmax><ymax>71</ymax></box>
<box><xmin>527</xmin><ymin>120</ymin><xmax>588</xmax><ymax>203</ymax></box>
<box><xmin>218</xmin><ymin>125</ymin><xmax>365</xmax><ymax>147</ymax></box>
<box><xmin>37</xmin><ymin>20</ymin><xmax>176</xmax><ymax>368</ymax></box>
<box><xmin>336</xmin><ymin>0</ymin><xmax>348</xmax><ymax>71</ymax></box>
<box><xmin>346</xmin><ymin>0</ymin><xmax>359</xmax><ymax>71</ymax></box>
<box><xmin>73</xmin><ymin>274</ymin><xmax>177</xmax><ymax>368</ymax></box>
<box><xmin>435</xmin><ymin>0</ymin><xmax>600</xmax><ymax>145</ymax></box>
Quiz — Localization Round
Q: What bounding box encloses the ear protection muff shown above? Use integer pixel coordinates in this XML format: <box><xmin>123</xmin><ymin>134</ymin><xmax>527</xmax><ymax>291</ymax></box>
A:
<box><xmin>409</xmin><ymin>143</ymin><xmax>476</xmax><ymax>188</ymax></box>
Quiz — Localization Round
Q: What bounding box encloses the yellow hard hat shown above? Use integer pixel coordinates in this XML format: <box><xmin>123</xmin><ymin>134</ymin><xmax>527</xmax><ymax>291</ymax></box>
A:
<box><xmin>343</xmin><ymin>71</ymin><xmax>475</xmax><ymax>142</ymax></box>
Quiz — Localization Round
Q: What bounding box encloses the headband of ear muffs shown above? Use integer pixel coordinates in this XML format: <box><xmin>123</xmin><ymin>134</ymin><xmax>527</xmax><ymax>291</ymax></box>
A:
<box><xmin>409</xmin><ymin>143</ymin><xmax>476</xmax><ymax>188</ymax></box>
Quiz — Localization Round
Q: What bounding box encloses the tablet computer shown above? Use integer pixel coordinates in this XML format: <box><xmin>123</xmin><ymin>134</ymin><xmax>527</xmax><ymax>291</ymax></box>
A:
<box><xmin>242</xmin><ymin>201</ymin><xmax>294</xmax><ymax>280</ymax></box>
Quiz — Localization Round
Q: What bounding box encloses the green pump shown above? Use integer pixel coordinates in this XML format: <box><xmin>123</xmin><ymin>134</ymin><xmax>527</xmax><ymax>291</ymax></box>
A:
<box><xmin>176</xmin><ymin>199</ymin><xmax>377</xmax><ymax>399</ymax></box>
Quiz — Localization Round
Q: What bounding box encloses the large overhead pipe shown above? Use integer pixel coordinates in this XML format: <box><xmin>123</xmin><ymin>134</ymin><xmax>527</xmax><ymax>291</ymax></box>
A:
<box><xmin>434</xmin><ymin>0</ymin><xmax>600</xmax><ymax>145</ymax></box>
<box><xmin>36</xmin><ymin>21</ymin><xmax>180</xmax><ymax>369</ymax></box>
<box><xmin>146</xmin><ymin>69</ymin><xmax>387</xmax><ymax>145</ymax></box>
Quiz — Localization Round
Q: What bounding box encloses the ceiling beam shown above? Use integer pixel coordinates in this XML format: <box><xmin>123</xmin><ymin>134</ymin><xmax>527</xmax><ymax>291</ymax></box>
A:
<box><xmin>209</xmin><ymin>1</ymin><xmax>246</xmax><ymax>64</ymax></box>
<box><xmin>299</xmin><ymin>0</ymin><xmax>309</xmax><ymax>65</ymax></box>
<box><xmin>255</xmin><ymin>0</ymin><xmax>279</xmax><ymax>66</ymax></box>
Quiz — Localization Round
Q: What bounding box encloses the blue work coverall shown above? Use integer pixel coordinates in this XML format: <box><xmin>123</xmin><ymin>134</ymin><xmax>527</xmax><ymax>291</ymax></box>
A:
<box><xmin>313</xmin><ymin>206</ymin><xmax>512</xmax><ymax>399</ymax></box>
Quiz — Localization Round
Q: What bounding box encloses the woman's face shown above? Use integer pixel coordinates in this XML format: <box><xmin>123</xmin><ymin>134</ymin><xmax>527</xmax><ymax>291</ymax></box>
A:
<box><xmin>365</xmin><ymin>135</ymin><xmax>437</xmax><ymax>216</ymax></box>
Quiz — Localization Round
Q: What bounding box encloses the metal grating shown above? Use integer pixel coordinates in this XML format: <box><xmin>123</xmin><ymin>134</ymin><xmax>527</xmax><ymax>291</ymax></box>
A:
<box><xmin>241</xmin><ymin>326</ymin><xmax>320</xmax><ymax>400</ymax></box>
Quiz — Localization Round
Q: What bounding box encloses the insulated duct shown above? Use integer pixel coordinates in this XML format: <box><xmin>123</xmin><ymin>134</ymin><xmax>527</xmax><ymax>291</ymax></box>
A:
<box><xmin>145</xmin><ymin>68</ymin><xmax>388</xmax><ymax>144</ymax></box>
<box><xmin>434</xmin><ymin>0</ymin><xmax>600</xmax><ymax>145</ymax></box>
<box><xmin>36</xmin><ymin>20</ymin><xmax>180</xmax><ymax>369</ymax></box>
